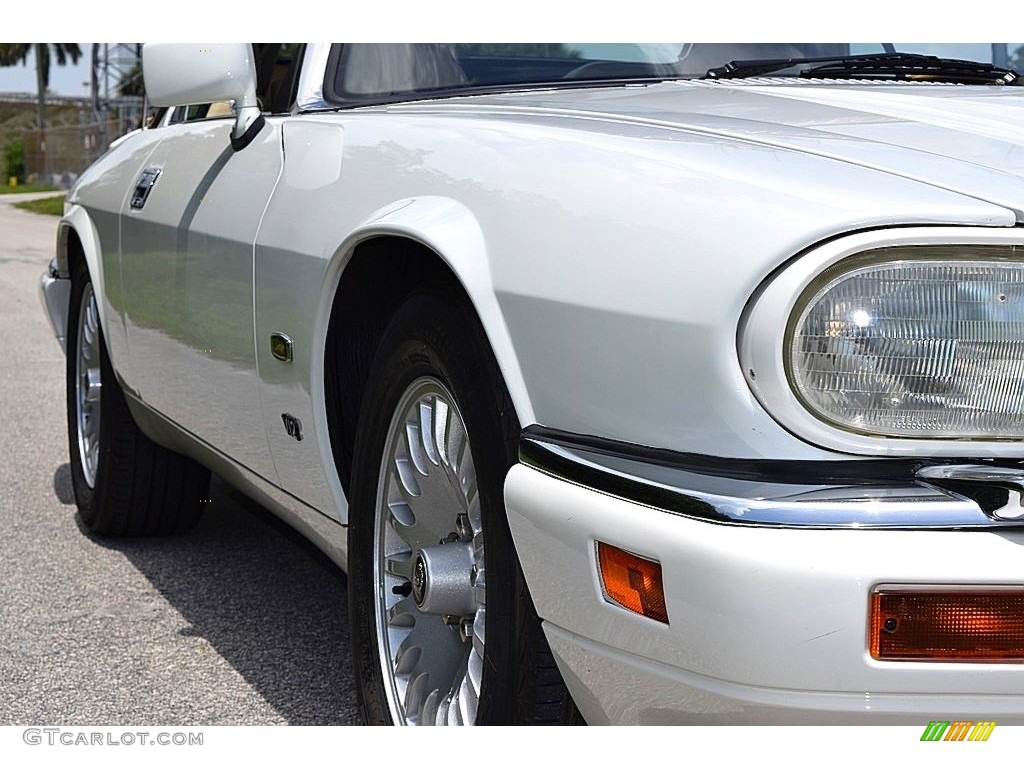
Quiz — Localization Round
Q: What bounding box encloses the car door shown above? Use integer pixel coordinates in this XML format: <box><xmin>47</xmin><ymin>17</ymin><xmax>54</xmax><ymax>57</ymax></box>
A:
<box><xmin>249</xmin><ymin>45</ymin><xmax>344</xmax><ymax>518</ymax></box>
<box><xmin>119</xmin><ymin>108</ymin><xmax>283</xmax><ymax>482</ymax></box>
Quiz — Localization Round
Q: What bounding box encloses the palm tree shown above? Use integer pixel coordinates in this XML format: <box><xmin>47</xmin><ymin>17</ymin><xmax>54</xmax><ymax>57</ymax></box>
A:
<box><xmin>0</xmin><ymin>43</ymin><xmax>82</xmax><ymax>130</ymax></box>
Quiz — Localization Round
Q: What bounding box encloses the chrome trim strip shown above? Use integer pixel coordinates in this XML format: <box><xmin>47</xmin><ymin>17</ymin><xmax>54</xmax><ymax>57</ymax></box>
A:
<box><xmin>520</xmin><ymin>435</ymin><xmax>1023</xmax><ymax>529</ymax></box>
<box><xmin>917</xmin><ymin>464</ymin><xmax>1024</xmax><ymax>520</ymax></box>
<box><xmin>917</xmin><ymin>464</ymin><xmax>1024</xmax><ymax>484</ymax></box>
<box><xmin>522</xmin><ymin>424</ymin><xmax>926</xmax><ymax>485</ymax></box>
<box><xmin>296</xmin><ymin>43</ymin><xmax>333</xmax><ymax>112</ymax></box>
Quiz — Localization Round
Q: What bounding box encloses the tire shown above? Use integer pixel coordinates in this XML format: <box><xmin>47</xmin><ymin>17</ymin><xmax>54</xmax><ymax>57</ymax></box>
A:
<box><xmin>347</xmin><ymin>284</ymin><xmax>572</xmax><ymax>725</ymax></box>
<box><xmin>66</xmin><ymin>261</ymin><xmax>210</xmax><ymax>537</ymax></box>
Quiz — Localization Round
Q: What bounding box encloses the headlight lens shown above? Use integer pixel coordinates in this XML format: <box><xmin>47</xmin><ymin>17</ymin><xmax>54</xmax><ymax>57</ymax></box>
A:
<box><xmin>787</xmin><ymin>246</ymin><xmax>1024</xmax><ymax>438</ymax></box>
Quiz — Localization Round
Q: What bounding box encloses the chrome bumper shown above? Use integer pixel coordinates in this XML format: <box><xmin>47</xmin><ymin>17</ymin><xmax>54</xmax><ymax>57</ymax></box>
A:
<box><xmin>519</xmin><ymin>427</ymin><xmax>1024</xmax><ymax>529</ymax></box>
<box><xmin>39</xmin><ymin>258</ymin><xmax>70</xmax><ymax>353</ymax></box>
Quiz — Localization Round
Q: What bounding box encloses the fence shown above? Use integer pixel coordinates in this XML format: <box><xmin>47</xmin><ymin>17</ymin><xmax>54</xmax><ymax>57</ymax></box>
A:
<box><xmin>22</xmin><ymin>119</ymin><xmax>139</xmax><ymax>186</ymax></box>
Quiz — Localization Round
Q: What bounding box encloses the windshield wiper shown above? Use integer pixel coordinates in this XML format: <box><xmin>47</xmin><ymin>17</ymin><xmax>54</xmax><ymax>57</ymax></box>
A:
<box><xmin>704</xmin><ymin>52</ymin><xmax>1018</xmax><ymax>85</ymax></box>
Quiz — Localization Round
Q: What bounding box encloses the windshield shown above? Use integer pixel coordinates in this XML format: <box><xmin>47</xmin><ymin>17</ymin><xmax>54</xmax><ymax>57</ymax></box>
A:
<box><xmin>851</xmin><ymin>43</ymin><xmax>1015</xmax><ymax>65</ymax></box>
<box><xmin>326</xmin><ymin>43</ymin><xmax>1024</xmax><ymax>104</ymax></box>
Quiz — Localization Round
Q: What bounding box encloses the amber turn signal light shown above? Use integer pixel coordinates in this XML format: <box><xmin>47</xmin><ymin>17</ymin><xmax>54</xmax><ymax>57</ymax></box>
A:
<box><xmin>870</xmin><ymin>588</ymin><xmax>1024</xmax><ymax>661</ymax></box>
<box><xmin>597</xmin><ymin>542</ymin><xmax>668</xmax><ymax>624</ymax></box>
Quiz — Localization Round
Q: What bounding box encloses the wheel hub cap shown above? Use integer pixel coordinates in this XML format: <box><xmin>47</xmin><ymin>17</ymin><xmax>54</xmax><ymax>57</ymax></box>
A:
<box><xmin>411</xmin><ymin>543</ymin><xmax>476</xmax><ymax>615</ymax></box>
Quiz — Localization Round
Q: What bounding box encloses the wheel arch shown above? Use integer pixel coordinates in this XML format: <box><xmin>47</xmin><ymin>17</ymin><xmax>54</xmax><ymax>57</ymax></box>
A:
<box><xmin>58</xmin><ymin>206</ymin><xmax>111</xmax><ymax>344</ymax></box>
<box><xmin>317</xmin><ymin>196</ymin><xmax>534</xmax><ymax>500</ymax></box>
<box><xmin>58</xmin><ymin>207</ymin><xmax>100</xmax><ymax>289</ymax></box>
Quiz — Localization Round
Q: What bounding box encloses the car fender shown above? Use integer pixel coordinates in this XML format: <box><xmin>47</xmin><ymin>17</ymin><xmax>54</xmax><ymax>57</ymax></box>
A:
<box><xmin>56</xmin><ymin>205</ymin><xmax>132</xmax><ymax>381</ymax></box>
<box><xmin>313</xmin><ymin>195</ymin><xmax>535</xmax><ymax>468</ymax></box>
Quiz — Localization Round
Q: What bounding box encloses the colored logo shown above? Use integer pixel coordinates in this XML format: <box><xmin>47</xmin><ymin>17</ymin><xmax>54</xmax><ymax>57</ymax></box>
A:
<box><xmin>921</xmin><ymin>721</ymin><xmax>996</xmax><ymax>741</ymax></box>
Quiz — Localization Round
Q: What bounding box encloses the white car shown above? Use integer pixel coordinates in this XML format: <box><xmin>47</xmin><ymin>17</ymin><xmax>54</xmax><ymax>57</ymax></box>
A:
<box><xmin>39</xmin><ymin>42</ymin><xmax>1024</xmax><ymax>725</ymax></box>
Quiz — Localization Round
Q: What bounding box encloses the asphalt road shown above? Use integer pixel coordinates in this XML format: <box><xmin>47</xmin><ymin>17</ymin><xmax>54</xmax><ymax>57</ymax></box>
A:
<box><xmin>0</xmin><ymin>194</ymin><xmax>360</xmax><ymax>725</ymax></box>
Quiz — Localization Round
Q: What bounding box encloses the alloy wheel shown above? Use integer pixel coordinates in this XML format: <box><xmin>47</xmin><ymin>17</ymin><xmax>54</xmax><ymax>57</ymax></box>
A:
<box><xmin>75</xmin><ymin>283</ymin><xmax>102</xmax><ymax>489</ymax></box>
<box><xmin>373</xmin><ymin>376</ymin><xmax>485</xmax><ymax>725</ymax></box>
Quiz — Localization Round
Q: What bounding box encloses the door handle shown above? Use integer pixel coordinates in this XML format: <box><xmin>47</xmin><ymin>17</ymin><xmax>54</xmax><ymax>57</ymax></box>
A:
<box><xmin>130</xmin><ymin>167</ymin><xmax>162</xmax><ymax>210</ymax></box>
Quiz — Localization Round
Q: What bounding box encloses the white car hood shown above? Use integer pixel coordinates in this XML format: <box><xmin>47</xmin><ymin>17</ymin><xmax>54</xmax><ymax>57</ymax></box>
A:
<box><xmin>437</xmin><ymin>80</ymin><xmax>1024</xmax><ymax>221</ymax></box>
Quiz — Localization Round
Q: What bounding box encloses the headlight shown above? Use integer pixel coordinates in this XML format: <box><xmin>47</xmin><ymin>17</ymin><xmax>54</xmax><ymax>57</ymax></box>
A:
<box><xmin>788</xmin><ymin>245</ymin><xmax>1024</xmax><ymax>439</ymax></box>
<box><xmin>740</xmin><ymin>230</ymin><xmax>1024</xmax><ymax>455</ymax></box>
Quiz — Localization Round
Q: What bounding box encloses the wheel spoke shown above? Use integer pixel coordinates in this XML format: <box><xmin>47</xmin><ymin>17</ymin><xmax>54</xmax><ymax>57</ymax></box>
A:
<box><xmin>450</xmin><ymin>423</ymin><xmax>468</xmax><ymax>479</ymax></box>
<box><xmin>457</xmin><ymin>673</ymin><xmax>477</xmax><ymax>725</ymax></box>
<box><xmin>387</xmin><ymin>500</ymin><xmax>415</xmax><ymax>529</ymax></box>
<box><xmin>422</xmin><ymin>689</ymin><xmax>442</xmax><ymax>726</ymax></box>
<box><xmin>404</xmin><ymin>672</ymin><xmax>430</xmax><ymax>720</ymax></box>
<box><xmin>387</xmin><ymin>598</ymin><xmax>416</xmax><ymax>628</ymax></box>
<box><xmin>459</xmin><ymin>458</ymin><xmax>477</xmax><ymax>508</ymax></box>
<box><xmin>472</xmin><ymin>608</ymin><xmax>485</xmax><ymax>656</ymax></box>
<box><xmin>404</xmin><ymin>423</ymin><xmax>429</xmax><ymax>476</ymax></box>
<box><xmin>395</xmin><ymin>642</ymin><xmax>422</xmax><ymax>676</ymax></box>
<box><xmin>419</xmin><ymin>399</ymin><xmax>440</xmax><ymax>466</ymax></box>
<box><xmin>433</xmin><ymin>398</ymin><xmax>451</xmax><ymax>467</ymax></box>
<box><xmin>473</xmin><ymin>567</ymin><xmax>486</xmax><ymax>607</ymax></box>
<box><xmin>447</xmin><ymin>684</ymin><xmax>463</xmax><ymax>725</ymax></box>
<box><xmin>85</xmin><ymin>369</ymin><xmax>102</xmax><ymax>403</ymax></box>
<box><xmin>386</xmin><ymin>550</ymin><xmax>413</xmax><ymax>581</ymax></box>
<box><xmin>394</xmin><ymin>457</ymin><xmax>422</xmax><ymax>499</ymax></box>
<box><xmin>467</xmin><ymin>494</ymin><xmax>482</xmax><ymax>539</ymax></box>
<box><xmin>467</xmin><ymin>639</ymin><xmax>483</xmax><ymax>692</ymax></box>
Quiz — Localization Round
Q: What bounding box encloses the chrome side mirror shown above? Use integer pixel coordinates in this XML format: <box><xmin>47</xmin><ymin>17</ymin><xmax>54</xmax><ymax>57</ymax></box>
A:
<box><xmin>142</xmin><ymin>43</ymin><xmax>265</xmax><ymax>150</ymax></box>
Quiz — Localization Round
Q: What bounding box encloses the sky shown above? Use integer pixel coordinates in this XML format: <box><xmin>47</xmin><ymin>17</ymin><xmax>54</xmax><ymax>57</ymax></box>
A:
<box><xmin>0</xmin><ymin>44</ymin><xmax>94</xmax><ymax>97</ymax></box>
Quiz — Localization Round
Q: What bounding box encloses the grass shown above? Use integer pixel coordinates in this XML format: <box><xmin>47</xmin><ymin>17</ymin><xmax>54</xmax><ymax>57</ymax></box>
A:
<box><xmin>13</xmin><ymin>195</ymin><xmax>64</xmax><ymax>216</ymax></box>
<box><xmin>0</xmin><ymin>183</ymin><xmax>60</xmax><ymax>195</ymax></box>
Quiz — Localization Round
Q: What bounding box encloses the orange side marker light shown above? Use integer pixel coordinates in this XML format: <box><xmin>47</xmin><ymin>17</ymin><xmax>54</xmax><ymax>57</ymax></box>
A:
<box><xmin>597</xmin><ymin>542</ymin><xmax>668</xmax><ymax>624</ymax></box>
